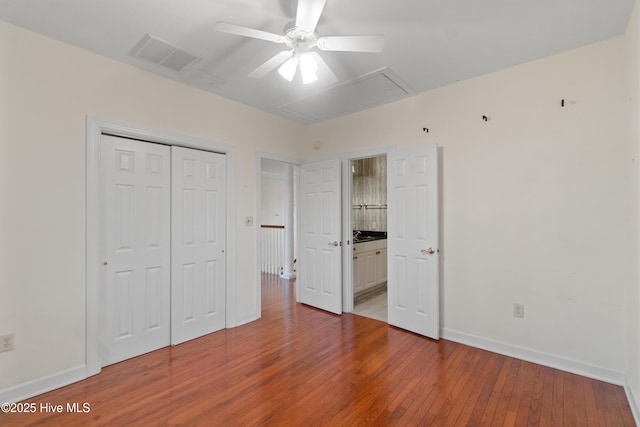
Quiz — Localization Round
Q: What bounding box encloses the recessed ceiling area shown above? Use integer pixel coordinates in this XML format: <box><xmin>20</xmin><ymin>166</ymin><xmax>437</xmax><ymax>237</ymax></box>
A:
<box><xmin>0</xmin><ymin>0</ymin><xmax>635</xmax><ymax>123</ymax></box>
<box><xmin>279</xmin><ymin>68</ymin><xmax>413</xmax><ymax>122</ymax></box>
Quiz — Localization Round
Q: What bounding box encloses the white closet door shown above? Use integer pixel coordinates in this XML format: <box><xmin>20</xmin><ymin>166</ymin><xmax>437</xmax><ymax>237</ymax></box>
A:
<box><xmin>101</xmin><ymin>135</ymin><xmax>171</xmax><ymax>365</ymax></box>
<box><xmin>171</xmin><ymin>146</ymin><xmax>226</xmax><ymax>345</ymax></box>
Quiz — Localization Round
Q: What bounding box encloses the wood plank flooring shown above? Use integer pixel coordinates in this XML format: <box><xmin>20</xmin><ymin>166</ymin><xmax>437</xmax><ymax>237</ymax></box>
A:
<box><xmin>1</xmin><ymin>273</ymin><xmax>635</xmax><ymax>426</ymax></box>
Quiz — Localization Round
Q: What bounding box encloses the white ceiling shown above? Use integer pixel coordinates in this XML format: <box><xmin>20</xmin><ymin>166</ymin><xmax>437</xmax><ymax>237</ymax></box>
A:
<box><xmin>0</xmin><ymin>0</ymin><xmax>635</xmax><ymax>123</ymax></box>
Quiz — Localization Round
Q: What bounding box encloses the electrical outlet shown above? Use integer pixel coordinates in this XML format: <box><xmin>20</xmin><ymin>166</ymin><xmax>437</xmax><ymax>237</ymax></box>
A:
<box><xmin>0</xmin><ymin>333</ymin><xmax>14</xmax><ymax>353</ymax></box>
<box><xmin>513</xmin><ymin>304</ymin><xmax>525</xmax><ymax>318</ymax></box>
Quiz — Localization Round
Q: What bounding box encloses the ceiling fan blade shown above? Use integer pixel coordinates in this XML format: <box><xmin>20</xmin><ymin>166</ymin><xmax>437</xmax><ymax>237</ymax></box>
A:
<box><xmin>248</xmin><ymin>50</ymin><xmax>293</xmax><ymax>78</ymax></box>
<box><xmin>317</xmin><ymin>35</ymin><xmax>385</xmax><ymax>53</ymax></box>
<box><xmin>295</xmin><ymin>0</ymin><xmax>326</xmax><ymax>33</ymax></box>
<box><xmin>309</xmin><ymin>52</ymin><xmax>337</xmax><ymax>86</ymax></box>
<box><xmin>215</xmin><ymin>22</ymin><xmax>284</xmax><ymax>43</ymax></box>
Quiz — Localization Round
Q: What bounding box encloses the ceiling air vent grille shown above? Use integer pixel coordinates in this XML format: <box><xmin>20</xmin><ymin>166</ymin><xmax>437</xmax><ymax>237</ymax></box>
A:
<box><xmin>130</xmin><ymin>34</ymin><xmax>200</xmax><ymax>72</ymax></box>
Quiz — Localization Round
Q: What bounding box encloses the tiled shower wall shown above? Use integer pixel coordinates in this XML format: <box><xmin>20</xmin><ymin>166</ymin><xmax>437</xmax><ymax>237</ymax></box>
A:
<box><xmin>352</xmin><ymin>155</ymin><xmax>387</xmax><ymax>231</ymax></box>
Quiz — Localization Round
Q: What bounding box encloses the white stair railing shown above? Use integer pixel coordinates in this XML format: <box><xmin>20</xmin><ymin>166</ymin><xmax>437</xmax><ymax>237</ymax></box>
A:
<box><xmin>260</xmin><ymin>225</ymin><xmax>284</xmax><ymax>274</ymax></box>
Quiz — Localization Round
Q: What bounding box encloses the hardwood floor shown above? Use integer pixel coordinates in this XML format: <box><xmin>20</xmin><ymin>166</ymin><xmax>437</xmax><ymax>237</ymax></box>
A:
<box><xmin>2</xmin><ymin>273</ymin><xmax>635</xmax><ymax>426</ymax></box>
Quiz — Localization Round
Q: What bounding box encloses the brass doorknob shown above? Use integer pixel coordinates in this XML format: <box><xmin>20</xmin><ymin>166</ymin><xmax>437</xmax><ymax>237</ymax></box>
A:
<box><xmin>421</xmin><ymin>248</ymin><xmax>438</xmax><ymax>255</ymax></box>
<box><xmin>328</xmin><ymin>241</ymin><xmax>339</xmax><ymax>247</ymax></box>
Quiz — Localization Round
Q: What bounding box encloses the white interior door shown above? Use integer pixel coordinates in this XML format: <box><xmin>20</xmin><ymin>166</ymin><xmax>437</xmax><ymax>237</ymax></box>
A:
<box><xmin>387</xmin><ymin>145</ymin><xmax>440</xmax><ymax>338</ymax></box>
<box><xmin>101</xmin><ymin>135</ymin><xmax>171</xmax><ymax>365</ymax></box>
<box><xmin>299</xmin><ymin>159</ymin><xmax>342</xmax><ymax>314</ymax></box>
<box><xmin>171</xmin><ymin>146</ymin><xmax>226</xmax><ymax>345</ymax></box>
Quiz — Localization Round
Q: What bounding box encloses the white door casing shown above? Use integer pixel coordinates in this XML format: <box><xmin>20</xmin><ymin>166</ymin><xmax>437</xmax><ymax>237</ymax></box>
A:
<box><xmin>171</xmin><ymin>146</ymin><xmax>227</xmax><ymax>345</ymax></box>
<box><xmin>299</xmin><ymin>159</ymin><xmax>342</xmax><ymax>314</ymax></box>
<box><xmin>387</xmin><ymin>144</ymin><xmax>440</xmax><ymax>338</ymax></box>
<box><xmin>101</xmin><ymin>135</ymin><xmax>171</xmax><ymax>365</ymax></box>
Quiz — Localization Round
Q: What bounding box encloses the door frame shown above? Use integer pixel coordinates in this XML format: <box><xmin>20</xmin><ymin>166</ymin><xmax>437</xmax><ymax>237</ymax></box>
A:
<box><xmin>86</xmin><ymin>116</ymin><xmax>237</xmax><ymax>377</ymax></box>
<box><xmin>341</xmin><ymin>147</ymin><xmax>394</xmax><ymax>313</ymax></box>
<box><xmin>254</xmin><ymin>147</ymin><xmax>393</xmax><ymax>315</ymax></box>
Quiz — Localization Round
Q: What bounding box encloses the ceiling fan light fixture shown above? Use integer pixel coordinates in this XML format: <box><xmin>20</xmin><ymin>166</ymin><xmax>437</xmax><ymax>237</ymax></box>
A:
<box><xmin>299</xmin><ymin>53</ymin><xmax>318</xmax><ymax>84</ymax></box>
<box><xmin>278</xmin><ymin>57</ymin><xmax>298</xmax><ymax>81</ymax></box>
<box><xmin>215</xmin><ymin>0</ymin><xmax>385</xmax><ymax>86</ymax></box>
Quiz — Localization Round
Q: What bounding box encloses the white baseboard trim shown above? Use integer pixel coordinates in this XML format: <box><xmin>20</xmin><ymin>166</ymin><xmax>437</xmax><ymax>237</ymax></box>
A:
<box><xmin>624</xmin><ymin>378</ymin><xmax>640</xmax><ymax>427</ymax></box>
<box><xmin>0</xmin><ymin>365</ymin><xmax>87</xmax><ymax>403</ymax></box>
<box><xmin>441</xmin><ymin>328</ymin><xmax>626</xmax><ymax>386</ymax></box>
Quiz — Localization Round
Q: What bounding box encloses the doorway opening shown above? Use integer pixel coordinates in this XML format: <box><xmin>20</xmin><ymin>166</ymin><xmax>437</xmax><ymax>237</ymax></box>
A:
<box><xmin>350</xmin><ymin>155</ymin><xmax>388</xmax><ymax>322</ymax></box>
<box><xmin>295</xmin><ymin>145</ymin><xmax>440</xmax><ymax>338</ymax></box>
<box><xmin>258</xmin><ymin>158</ymin><xmax>297</xmax><ymax>301</ymax></box>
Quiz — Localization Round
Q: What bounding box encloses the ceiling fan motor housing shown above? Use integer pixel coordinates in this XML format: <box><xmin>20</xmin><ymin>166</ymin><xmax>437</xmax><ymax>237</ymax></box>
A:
<box><xmin>284</xmin><ymin>26</ymin><xmax>318</xmax><ymax>55</ymax></box>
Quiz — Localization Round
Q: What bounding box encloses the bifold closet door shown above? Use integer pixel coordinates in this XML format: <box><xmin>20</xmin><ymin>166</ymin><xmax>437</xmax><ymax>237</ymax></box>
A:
<box><xmin>171</xmin><ymin>146</ymin><xmax>227</xmax><ymax>345</ymax></box>
<box><xmin>101</xmin><ymin>135</ymin><xmax>171</xmax><ymax>366</ymax></box>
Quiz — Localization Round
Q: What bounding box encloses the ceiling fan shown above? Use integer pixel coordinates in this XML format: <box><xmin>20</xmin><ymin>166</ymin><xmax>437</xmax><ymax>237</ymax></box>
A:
<box><xmin>214</xmin><ymin>0</ymin><xmax>384</xmax><ymax>85</ymax></box>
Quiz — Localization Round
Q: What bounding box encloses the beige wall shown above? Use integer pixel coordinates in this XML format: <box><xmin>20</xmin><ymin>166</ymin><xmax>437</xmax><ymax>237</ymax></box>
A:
<box><xmin>625</xmin><ymin>0</ymin><xmax>640</xmax><ymax>415</ymax></box>
<box><xmin>0</xmin><ymin>21</ymin><xmax>306</xmax><ymax>391</ymax></box>
<box><xmin>260</xmin><ymin>174</ymin><xmax>285</xmax><ymax>226</ymax></box>
<box><xmin>306</xmin><ymin>36</ymin><xmax>633</xmax><ymax>374</ymax></box>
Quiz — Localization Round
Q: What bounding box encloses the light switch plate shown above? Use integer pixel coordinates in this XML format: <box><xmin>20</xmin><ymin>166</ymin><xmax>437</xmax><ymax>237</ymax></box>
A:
<box><xmin>244</xmin><ymin>216</ymin><xmax>254</xmax><ymax>226</ymax></box>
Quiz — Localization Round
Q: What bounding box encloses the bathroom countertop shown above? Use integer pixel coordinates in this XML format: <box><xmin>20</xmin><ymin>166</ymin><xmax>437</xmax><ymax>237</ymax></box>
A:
<box><xmin>353</xmin><ymin>230</ymin><xmax>387</xmax><ymax>243</ymax></box>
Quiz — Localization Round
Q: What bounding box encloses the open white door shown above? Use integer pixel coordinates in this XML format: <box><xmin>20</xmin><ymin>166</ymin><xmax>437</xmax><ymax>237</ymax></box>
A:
<box><xmin>171</xmin><ymin>146</ymin><xmax>226</xmax><ymax>345</ymax></box>
<box><xmin>299</xmin><ymin>159</ymin><xmax>342</xmax><ymax>314</ymax></box>
<box><xmin>101</xmin><ymin>135</ymin><xmax>171</xmax><ymax>365</ymax></box>
<box><xmin>387</xmin><ymin>145</ymin><xmax>440</xmax><ymax>338</ymax></box>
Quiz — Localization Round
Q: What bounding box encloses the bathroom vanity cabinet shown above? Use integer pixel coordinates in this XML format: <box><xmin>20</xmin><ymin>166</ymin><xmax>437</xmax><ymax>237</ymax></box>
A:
<box><xmin>353</xmin><ymin>239</ymin><xmax>387</xmax><ymax>294</ymax></box>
